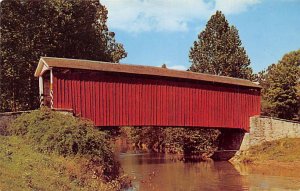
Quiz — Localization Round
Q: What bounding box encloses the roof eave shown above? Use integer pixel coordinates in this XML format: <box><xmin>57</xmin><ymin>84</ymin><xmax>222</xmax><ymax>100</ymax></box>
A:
<box><xmin>37</xmin><ymin>57</ymin><xmax>262</xmax><ymax>89</ymax></box>
<box><xmin>34</xmin><ymin>58</ymin><xmax>49</xmax><ymax>77</ymax></box>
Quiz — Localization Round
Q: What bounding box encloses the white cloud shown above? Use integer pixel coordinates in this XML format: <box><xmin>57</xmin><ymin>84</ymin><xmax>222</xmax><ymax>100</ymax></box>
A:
<box><xmin>101</xmin><ymin>0</ymin><xmax>260</xmax><ymax>33</ymax></box>
<box><xmin>168</xmin><ymin>65</ymin><xmax>187</xmax><ymax>70</ymax></box>
<box><xmin>215</xmin><ymin>0</ymin><xmax>260</xmax><ymax>14</ymax></box>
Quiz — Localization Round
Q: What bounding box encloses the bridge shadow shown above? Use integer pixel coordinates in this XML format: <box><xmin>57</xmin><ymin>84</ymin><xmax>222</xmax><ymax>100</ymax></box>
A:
<box><xmin>212</xmin><ymin>129</ymin><xmax>245</xmax><ymax>161</ymax></box>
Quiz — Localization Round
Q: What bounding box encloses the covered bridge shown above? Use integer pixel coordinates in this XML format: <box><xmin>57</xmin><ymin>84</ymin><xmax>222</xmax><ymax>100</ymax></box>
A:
<box><xmin>34</xmin><ymin>57</ymin><xmax>261</xmax><ymax>131</ymax></box>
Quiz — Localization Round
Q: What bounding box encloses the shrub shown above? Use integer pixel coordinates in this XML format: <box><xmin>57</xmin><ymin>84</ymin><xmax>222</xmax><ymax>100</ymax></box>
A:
<box><xmin>9</xmin><ymin>107</ymin><xmax>120</xmax><ymax>180</ymax></box>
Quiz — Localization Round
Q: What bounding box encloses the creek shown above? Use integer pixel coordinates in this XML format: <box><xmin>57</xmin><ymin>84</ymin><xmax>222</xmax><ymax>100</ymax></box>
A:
<box><xmin>118</xmin><ymin>152</ymin><xmax>300</xmax><ymax>191</ymax></box>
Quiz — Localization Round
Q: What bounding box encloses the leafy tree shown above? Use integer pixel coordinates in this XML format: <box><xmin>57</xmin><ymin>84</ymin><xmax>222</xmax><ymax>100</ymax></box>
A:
<box><xmin>189</xmin><ymin>11</ymin><xmax>253</xmax><ymax>80</ymax></box>
<box><xmin>0</xmin><ymin>0</ymin><xmax>127</xmax><ymax>112</ymax></box>
<box><xmin>122</xmin><ymin>126</ymin><xmax>220</xmax><ymax>158</ymax></box>
<box><xmin>164</xmin><ymin>127</ymin><xmax>220</xmax><ymax>157</ymax></box>
<box><xmin>161</xmin><ymin>63</ymin><xmax>167</xmax><ymax>69</ymax></box>
<box><xmin>297</xmin><ymin>83</ymin><xmax>300</xmax><ymax>119</ymax></box>
<box><xmin>260</xmin><ymin>50</ymin><xmax>300</xmax><ymax>120</ymax></box>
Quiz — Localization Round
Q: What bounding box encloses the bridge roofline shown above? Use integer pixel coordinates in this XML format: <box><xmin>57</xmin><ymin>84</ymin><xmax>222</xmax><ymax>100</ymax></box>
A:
<box><xmin>35</xmin><ymin>57</ymin><xmax>261</xmax><ymax>89</ymax></box>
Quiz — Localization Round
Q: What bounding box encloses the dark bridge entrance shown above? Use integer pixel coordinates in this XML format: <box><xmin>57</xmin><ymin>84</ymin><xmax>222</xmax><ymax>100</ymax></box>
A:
<box><xmin>35</xmin><ymin>57</ymin><xmax>261</xmax><ymax>132</ymax></box>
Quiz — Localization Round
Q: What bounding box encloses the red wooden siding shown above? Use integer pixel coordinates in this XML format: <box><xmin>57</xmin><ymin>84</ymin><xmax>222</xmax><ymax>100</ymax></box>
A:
<box><xmin>52</xmin><ymin>70</ymin><xmax>260</xmax><ymax>131</ymax></box>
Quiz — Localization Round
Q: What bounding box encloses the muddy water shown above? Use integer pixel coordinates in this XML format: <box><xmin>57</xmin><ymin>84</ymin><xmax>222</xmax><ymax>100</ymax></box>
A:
<box><xmin>118</xmin><ymin>153</ymin><xmax>300</xmax><ymax>191</ymax></box>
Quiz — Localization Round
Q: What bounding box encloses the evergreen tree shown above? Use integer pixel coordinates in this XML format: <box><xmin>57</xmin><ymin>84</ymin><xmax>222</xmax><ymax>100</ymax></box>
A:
<box><xmin>0</xmin><ymin>0</ymin><xmax>127</xmax><ymax>112</ymax></box>
<box><xmin>161</xmin><ymin>64</ymin><xmax>167</xmax><ymax>69</ymax></box>
<box><xmin>260</xmin><ymin>50</ymin><xmax>300</xmax><ymax>120</ymax></box>
<box><xmin>189</xmin><ymin>11</ymin><xmax>253</xmax><ymax>80</ymax></box>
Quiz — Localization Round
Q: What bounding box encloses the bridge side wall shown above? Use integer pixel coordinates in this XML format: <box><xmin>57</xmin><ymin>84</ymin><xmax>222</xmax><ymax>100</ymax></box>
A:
<box><xmin>51</xmin><ymin>69</ymin><xmax>260</xmax><ymax>131</ymax></box>
<box><xmin>212</xmin><ymin>116</ymin><xmax>300</xmax><ymax>160</ymax></box>
<box><xmin>240</xmin><ymin>116</ymin><xmax>300</xmax><ymax>150</ymax></box>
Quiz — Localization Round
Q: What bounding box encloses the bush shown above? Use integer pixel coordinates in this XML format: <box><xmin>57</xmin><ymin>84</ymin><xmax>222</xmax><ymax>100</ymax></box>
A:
<box><xmin>9</xmin><ymin>107</ymin><xmax>120</xmax><ymax>180</ymax></box>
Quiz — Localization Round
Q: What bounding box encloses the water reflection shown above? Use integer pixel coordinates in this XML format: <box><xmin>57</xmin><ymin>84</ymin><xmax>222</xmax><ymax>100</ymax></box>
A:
<box><xmin>119</xmin><ymin>153</ymin><xmax>300</xmax><ymax>191</ymax></box>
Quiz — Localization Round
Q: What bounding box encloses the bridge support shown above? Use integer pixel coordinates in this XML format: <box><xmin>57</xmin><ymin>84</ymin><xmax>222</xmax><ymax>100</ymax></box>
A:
<box><xmin>212</xmin><ymin>129</ymin><xmax>245</xmax><ymax>161</ymax></box>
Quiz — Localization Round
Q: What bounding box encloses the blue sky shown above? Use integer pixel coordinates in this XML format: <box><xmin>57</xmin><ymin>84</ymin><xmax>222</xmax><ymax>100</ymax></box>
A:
<box><xmin>102</xmin><ymin>0</ymin><xmax>300</xmax><ymax>73</ymax></box>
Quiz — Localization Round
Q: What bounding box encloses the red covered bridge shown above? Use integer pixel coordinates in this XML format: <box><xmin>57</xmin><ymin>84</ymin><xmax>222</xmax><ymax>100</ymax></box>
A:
<box><xmin>34</xmin><ymin>57</ymin><xmax>261</xmax><ymax>132</ymax></box>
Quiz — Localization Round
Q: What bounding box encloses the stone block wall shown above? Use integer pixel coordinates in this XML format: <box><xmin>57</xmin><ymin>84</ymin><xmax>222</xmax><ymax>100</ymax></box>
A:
<box><xmin>0</xmin><ymin>110</ymin><xmax>74</xmax><ymax>135</ymax></box>
<box><xmin>240</xmin><ymin>116</ymin><xmax>300</xmax><ymax>150</ymax></box>
<box><xmin>0</xmin><ymin>111</ymin><xmax>31</xmax><ymax>135</ymax></box>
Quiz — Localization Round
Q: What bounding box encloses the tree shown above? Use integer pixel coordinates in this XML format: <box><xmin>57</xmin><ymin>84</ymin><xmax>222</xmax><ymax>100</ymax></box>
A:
<box><xmin>189</xmin><ymin>11</ymin><xmax>253</xmax><ymax>80</ymax></box>
<box><xmin>260</xmin><ymin>50</ymin><xmax>300</xmax><ymax>120</ymax></box>
<box><xmin>0</xmin><ymin>0</ymin><xmax>127</xmax><ymax>112</ymax></box>
<box><xmin>161</xmin><ymin>63</ymin><xmax>167</xmax><ymax>69</ymax></box>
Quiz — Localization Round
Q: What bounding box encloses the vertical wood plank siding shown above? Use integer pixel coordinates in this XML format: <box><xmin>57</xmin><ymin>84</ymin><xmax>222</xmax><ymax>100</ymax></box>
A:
<box><xmin>53</xmin><ymin>71</ymin><xmax>260</xmax><ymax>131</ymax></box>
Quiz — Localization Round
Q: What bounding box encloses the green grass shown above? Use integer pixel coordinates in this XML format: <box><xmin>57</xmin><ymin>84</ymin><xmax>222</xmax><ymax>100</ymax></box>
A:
<box><xmin>0</xmin><ymin>135</ymin><xmax>130</xmax><ymax>191</ymax></box>
<box><xmin>236</xmin><ymin>138</ymin><xmax>300</xmax><ymax>163</ymax></box>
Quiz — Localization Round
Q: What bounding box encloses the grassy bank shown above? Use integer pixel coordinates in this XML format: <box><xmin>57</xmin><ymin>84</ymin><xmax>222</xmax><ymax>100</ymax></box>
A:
<box><xmin>0</xmin><ymin>108</ymin><xmax>131</xmax><ymax>190</ymax></box>
<box><xmin>0</xmin><ymin>136</ymin><xmax>129</xmax><ymax>191</ymax></box>
<box><xmin>232</xmin><ymin>138</ymin><xmax>300</xmax><ymax>164</ymax></box>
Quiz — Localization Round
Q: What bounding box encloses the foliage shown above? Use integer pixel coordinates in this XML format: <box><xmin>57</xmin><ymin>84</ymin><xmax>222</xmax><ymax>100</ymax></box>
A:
<box><xmin>99</xmin><ymin>126</ymin><xmax>122</xmax><ymax>141</ymax></box>
<box><xmin>259</xmin><ymin>50</ymin><xmax>300</xmax><ymax>120</ymax></box>
<box><xmin>126</xmin><ymin>126</ymin><xmax>166</xmax><ymax>152</ymax></box>
<box><xmin>0</xmin><ymin>0</ymin><xmax>127</xmax><ymax>112</ymax></box>
<box><xmin>164</xmin><ymin>127</ymin><xmax>220</xmax><ymax>157</ymax></box>
<box><xmin>161</xmin><ymin>63</ymin><xmax>167</xmax><ymax>68</ymax></box>
<box><xmin>189</xmin><ymin>11</ymin><xmax>253</xmax><ymax>80</ymax></box>
<box><xmin>8</xmin><ymin>107</ymin><xmax>120</xmax><ymax>181</ymax></box>
<box><xmin>122</xmin><ymin>126</ymin><xmax>220</xmax><ymax>158</ymax></box>
<box><xmin>0</xmin><ymin>136</ymin><xmax>131</xmax><ymax>191</ymax></box>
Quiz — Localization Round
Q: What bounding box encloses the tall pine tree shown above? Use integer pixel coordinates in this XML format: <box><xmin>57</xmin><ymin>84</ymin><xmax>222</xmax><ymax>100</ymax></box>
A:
<box><xmin>189</xmin><ymin>11</ymin><xmax>253</xmax><ymax>80</ymax></box>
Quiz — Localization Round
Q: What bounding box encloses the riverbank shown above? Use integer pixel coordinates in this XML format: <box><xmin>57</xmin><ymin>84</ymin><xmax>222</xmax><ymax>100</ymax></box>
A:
<box><xmin>230</xmin><ymin>138</ymin><xmax>300</xmax><ymax>174</ymax></box>
<box><xmin>0</xmin><ymin>108</ymin><xmax>131</xmax><ymax>191</ymax></box>
<box><xmin>0</xmin><ymin>136</ymin><xmax>130</xmax><ymax>190</ymax></box>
